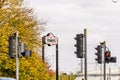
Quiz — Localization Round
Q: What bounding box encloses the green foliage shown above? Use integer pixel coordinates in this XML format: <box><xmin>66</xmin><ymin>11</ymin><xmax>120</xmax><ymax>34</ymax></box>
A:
<box><xmin>60</xmin><ymin>75</ymin><xmax>77</xmax><ymax>80</ymax></box>
<box><xmin>50</xmin><ymin>75</ymin><xmax>77</xmax><ymax>80</ymax></box>
<box><xmin>71</xmin><ymin>75</ymin><xmax>77</xmax><ymax>80</ymax></box>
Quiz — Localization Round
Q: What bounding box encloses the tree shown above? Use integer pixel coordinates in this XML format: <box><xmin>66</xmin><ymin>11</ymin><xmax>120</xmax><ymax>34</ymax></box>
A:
<box><xmin>0</xmin><ymin>52</ymin><xmax>51</xmax><ymax>80</ymax></box>
<box><xmin>0</xmin><ymin>0</ymin><xmax>52</xmax><ymax>79</ymax></box>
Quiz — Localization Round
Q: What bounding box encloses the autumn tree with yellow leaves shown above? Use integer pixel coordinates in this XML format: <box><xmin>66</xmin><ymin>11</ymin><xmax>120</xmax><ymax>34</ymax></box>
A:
<box><xmin>0</xmin><ymin>0</ymin><xmax>54</xmax><ymax>79</ymax></box>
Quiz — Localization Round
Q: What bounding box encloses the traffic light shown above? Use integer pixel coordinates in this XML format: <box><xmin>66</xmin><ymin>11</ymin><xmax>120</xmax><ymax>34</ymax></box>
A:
<box><xmin>21</xmin><ymin>50</ymin><xmax>32</xmax><ymax>57</ymax></box>
<box><xmin>105</xmin><ymin>51</ymin><xmax>111</xmax><ymax>63</ymax></box>
<box><xmin>19</xmin><ymin>43</ymin><xmax>32</xmax><ymax>57</ymax></box>
<box><xmin>19</xmin><ymin>43</ymin><xmax>26</xmax><ymax>57</ymax></box>
<box><xmin>24</xmin><ymin>50</ymin><xmax>32</xmax><ymax>57</ymax></box>
<box><xmin>74</xmin><ymin>34</ymin><xmax>84</xmax><ymax>58</ymax></box>
<box><xmin>95</xmin><ymin>45</ymin><xmax>102</xmax><ymax>64</ymax></box>
<box><xmin>8</xmin><ymin>36</ymin><xmax>14</xmax><ymax>58</ymax></box>
<box><xmin>109</xmin><ymin>57</ymin><xmax>116</xmax><ymax>63</ymax></box>
<box><xmin>105</xmin><ymin>51</ymin><xmax>116</xmax><ymax>63</ymax></box>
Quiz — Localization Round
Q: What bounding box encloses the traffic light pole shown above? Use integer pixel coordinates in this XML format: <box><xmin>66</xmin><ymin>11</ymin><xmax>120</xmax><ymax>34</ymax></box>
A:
<box><xmin>16</xmin><ymin>31</ymin><xmax>19</xmax><ymax>80</ymax></box>
<box><xmin>103</xmin><ymin>41</ymin><xmax>106</xmax><ymax>80</ymax></box>
<box><xmin>84</xmin><ymin>28</ymin><xmax>87</xmax><ymax>80</ymax></box>
<box><xmin>81</xmin><ymin>58</ymin><xmax>83</xmax><ymax>73</ymax></box>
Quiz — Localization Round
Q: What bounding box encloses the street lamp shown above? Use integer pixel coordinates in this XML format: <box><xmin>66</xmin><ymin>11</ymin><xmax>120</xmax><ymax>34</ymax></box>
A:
<box><xmin>112</xmin><ymin>0</ymin><xmax>118</xmax><ymax>3</ymax></box>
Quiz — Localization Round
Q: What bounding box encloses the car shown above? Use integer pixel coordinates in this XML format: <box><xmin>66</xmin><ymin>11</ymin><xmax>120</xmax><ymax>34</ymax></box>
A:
<box><xmin>0</xmin><ymin>77</ymin><xmax>16</xmax><ymax>80</ymax></box>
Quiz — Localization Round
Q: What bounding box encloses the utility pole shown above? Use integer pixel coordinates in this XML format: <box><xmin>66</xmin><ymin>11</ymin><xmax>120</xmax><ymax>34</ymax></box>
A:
<box><xmin>84</xmin><ymin>28</ymin><xmax>87</xmax><ymax>80</ymax></box>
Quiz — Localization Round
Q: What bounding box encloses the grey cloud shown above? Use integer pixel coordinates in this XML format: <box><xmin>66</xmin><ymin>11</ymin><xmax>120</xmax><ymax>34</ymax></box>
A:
<box><xmin>28</xmin><ymin>0</ymin><xmax>120</xmax><ymax>73</ymax></box>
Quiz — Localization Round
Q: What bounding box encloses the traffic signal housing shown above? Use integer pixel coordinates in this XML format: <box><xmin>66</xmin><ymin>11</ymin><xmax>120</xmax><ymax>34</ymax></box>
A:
<box><xmin>8</xmin><ymin>35</ymin><xmax>32</xmax><ymax>58</ymax></box>
<box><xmin>19</xmin><ymin>43</ymin><xmax>26</xmax><ymax>58</ymax></box>
<box><xmin>24</xmin><ymin>50</ymin><xmax>32</xmax><ymax>57</ymax></box>
<box><xmin>19</xmin><ymin>43</ymin><xmax>32</xmax><ymax>57</ymax></box>
<box><xmin>74</xmin><ymin>34</ymin><xmax>84</xmax><ymax>58</ymax></box>
<box><xmin>95</xmin><ymin>45</ymin><xmax>102</xmax><ymax>64</ymax></box>
<box><xmin>105</xmin><ymin>51</ymin><xmax>111</xmax><ymax>63</ymax></box>
<box><xmin>109</xmin><ymin>57</ymin><xmax>116</xmax><ymax>63</ymax></box>
<box><xmin>105</xmin><ymin>51</ymin><xmax>116</xmax><ymax>63</ymax></box>
<box><xmin>8</xmin><ymin>36</ymin><xmax>14</xmax><ymax>58</ymax></box>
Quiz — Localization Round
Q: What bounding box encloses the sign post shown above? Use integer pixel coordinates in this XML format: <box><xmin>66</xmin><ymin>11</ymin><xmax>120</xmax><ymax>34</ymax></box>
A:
<box><xmin>56</xmin><ymin>43</ymin><xmax>59</xmax><ymax>80</ymax></box>
<box><xmin>42</xmin><ymin>36</ymin><xmax>45</xmax><ymax>62</ymax></box>
<box><xmin>42</xmin><ymin>33</ymin><xmax>58</xmax><ymax>80</ymax></box>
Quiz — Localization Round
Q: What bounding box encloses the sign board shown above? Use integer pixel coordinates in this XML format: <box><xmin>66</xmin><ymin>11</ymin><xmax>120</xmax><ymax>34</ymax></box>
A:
<box><xmin>45</xmin><ymin>33</ymin><xmax>58</xmax><ymax>46</ymax></box>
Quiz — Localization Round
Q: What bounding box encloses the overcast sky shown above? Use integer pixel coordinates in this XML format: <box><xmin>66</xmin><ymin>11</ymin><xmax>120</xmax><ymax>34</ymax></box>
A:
<box><xmin>25</xmin><ymin>0</ymin><xmax>120</xmax><ymax>74</ymax></box>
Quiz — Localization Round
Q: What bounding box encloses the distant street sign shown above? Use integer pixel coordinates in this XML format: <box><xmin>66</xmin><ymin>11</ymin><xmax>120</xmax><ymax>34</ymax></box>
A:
<box><xmin>112</xmin><ymin>0</ymin><xmax>118</xmax><ymax>3</ymax></box>
<box><xmin>45</xmin><ymin>33</ymin><xmax>58</xmax><ymax>46</ymax></box>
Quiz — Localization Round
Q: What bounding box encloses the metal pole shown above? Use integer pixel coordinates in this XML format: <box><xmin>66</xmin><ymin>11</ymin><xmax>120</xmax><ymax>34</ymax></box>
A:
<box><xmin>103</xmin><ymin>41</ymin><xmax>106</xmax><ymax>80</ymax></box>
<box><xmin>100</xmin><ymin>64</ymin><xmax>102</xmax><ymax>80</ymax></box>
<box><xmin>16</xmin><ymin>31</ymin><xmax>19</xmax><ymax>80</ymax></box>
<box><xmin>84</xmin><ymin>28</ymin><xmax>87</xmax><ymax>80</ymax></box>
<box><xmin>56</xmin><ymin>43</ymin><xmax>59</xmax><ymax>80</ymax></box>
<box><xmin>81</xmin><ymin>58</ymin><xmax>83</xmax><ymax>73</ymax></box>
<box><xmin>109</xmin><ymin>68</ymin><xmax>111</xmax><ymax>80</ymax></box>
<box><xmin>42</xmin><ymin>36</ymin><xmax>45</xmax><ymax>62</ymax></box>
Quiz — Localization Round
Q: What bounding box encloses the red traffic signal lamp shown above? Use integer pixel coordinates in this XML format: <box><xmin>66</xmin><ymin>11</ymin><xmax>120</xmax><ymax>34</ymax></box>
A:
<box><xmin>105</xmin><ymin>51</ymin><xmax>110</xmax><ymax>57</ymax></box>
<box><xmin>105</xmin><ymin>51</ymin><xmax>111</xmax><ymax>63</ymax></box>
